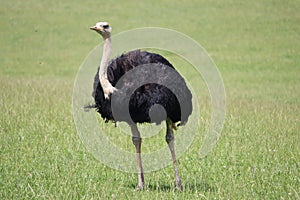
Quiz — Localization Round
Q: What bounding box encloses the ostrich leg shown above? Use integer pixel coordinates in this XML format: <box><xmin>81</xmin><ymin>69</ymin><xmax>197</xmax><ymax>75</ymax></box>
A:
<box><xmin>130</xmin><ymin>123</ymin><xmax>144</xmax><ymax>190</ymax></box>
<box><xmin>166</xmin><ymin>118</ymin><xmax>182</xmax><ymax>190</ymax></box>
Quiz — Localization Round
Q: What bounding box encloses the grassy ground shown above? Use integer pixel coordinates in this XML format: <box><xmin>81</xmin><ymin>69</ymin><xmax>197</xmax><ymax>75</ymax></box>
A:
<box><xmin>0</xmin><ymin>0</ymin><xmax>299</xmax><ymax>199</ymax></box>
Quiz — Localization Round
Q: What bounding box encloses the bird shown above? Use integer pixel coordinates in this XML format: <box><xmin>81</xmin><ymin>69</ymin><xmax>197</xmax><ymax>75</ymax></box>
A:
<box><xmin>89</xmin><ymin>21</ymin><xmax>192</xmax><ymax>190</ymax></box>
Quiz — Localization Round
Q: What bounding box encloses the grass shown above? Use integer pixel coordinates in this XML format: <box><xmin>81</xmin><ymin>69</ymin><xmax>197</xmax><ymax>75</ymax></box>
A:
<box><xmin>0</xmin><ymin>0</ymin><xmax>299</xmax><ymax>199</ymax></box>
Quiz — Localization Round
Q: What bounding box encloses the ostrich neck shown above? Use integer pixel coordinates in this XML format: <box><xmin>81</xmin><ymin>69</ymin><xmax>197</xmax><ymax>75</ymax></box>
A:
<box><xmin>99</xmin><ymin>37</ymin><xmax>112</xmax><ymax>88</ymax></box>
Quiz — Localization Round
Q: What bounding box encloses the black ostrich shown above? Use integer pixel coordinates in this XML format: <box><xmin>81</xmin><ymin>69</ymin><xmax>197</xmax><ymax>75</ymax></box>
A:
<box><xmin>89</xmin><ymin>21</ymin><xmax>192</xmax><ymax>190</ymax></box>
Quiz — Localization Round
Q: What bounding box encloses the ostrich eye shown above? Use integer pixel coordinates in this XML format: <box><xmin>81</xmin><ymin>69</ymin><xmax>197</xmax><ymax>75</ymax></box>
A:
<box><xmin>103</xmin><ymin>25</ymin><xmax>109</xmax><ymax>29</ymax></box>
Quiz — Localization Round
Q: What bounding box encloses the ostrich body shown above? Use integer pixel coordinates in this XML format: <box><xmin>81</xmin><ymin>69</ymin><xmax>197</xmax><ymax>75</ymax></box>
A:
<box><xmin>90</xmin><ymin>22</ymin><xmax>192</xmax><ymax>190</ymax></box>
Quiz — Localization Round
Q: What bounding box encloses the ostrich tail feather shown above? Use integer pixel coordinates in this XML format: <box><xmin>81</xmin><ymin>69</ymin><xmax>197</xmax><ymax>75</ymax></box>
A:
<box><xmin>83</xmin><ymin>103</ymin><xmax>97</xmax><ymax>112</ymax></box>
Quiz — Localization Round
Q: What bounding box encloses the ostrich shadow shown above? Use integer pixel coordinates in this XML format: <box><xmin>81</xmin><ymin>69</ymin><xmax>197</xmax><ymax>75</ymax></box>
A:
<box><xmin>127</xmin><ymin>180</ymin><xmax>215</xmax><ymax>192</ymax></box>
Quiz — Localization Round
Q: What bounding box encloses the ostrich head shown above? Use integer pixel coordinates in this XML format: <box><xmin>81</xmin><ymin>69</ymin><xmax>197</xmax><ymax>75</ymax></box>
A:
<box><xmin>90</xmin><ymin>22</ymin><xmax>112</xmax><ymax>38</ymax></box>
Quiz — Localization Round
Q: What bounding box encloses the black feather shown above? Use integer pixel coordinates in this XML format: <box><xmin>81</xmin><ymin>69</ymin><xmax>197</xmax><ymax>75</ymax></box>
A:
<box><xmin>92</xmin><ymin>49</ymin><xmax>192</xmax><ymax>125</ymax></box>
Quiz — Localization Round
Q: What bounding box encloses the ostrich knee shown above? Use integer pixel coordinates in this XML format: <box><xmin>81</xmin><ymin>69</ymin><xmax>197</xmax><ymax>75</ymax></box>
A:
<box><xmin>166</xmin><ymin>118</ymin><xmax>175</xmax><ymax>144</ymax></box>
<box><xmin>165</xmin><ymin>131</ymin><xmax>174</xmax><ymax>144</ymax></box>
<box><xmin>132</xmin><ymin>136</ymin><xmax>142</xmax><ymax>150</ymax></box>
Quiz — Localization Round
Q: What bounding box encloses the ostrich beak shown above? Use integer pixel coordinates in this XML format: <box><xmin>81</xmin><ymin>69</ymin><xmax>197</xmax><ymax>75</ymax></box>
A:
<box><xmin>90</xmin><ymin>26</ymin><xmax>97</xmax><ymax>30</ymax></box>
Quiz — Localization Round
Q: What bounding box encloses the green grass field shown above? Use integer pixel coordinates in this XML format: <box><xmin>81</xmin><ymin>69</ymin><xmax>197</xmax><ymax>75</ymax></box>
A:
<box><xmin>1</xmin><ymin>0</ymin><xmax>299</xmax><ymax>199</ymax></box>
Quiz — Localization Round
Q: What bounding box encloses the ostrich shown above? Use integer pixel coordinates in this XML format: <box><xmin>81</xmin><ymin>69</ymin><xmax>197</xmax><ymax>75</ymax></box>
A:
<box><xmin>89</xmin><ymin>21</ymin><xmax>192</xmax><ymax>190</ymax></box>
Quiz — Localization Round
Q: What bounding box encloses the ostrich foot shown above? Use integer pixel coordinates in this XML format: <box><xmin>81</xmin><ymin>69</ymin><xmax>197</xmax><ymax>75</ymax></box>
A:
<box><xmin>175</xmin><ymin>179</ymin><xmax>183</xmax><ymax>191</ymax></box>
<box><xmin>135</xmin><ymin>183</ymin><xmax>144</xmax><ymax>191</ymax></box>
<box><xmin>103</xmin><ymin>85</ymin><xmax>117</xmax><ymax>99</ymax></box>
